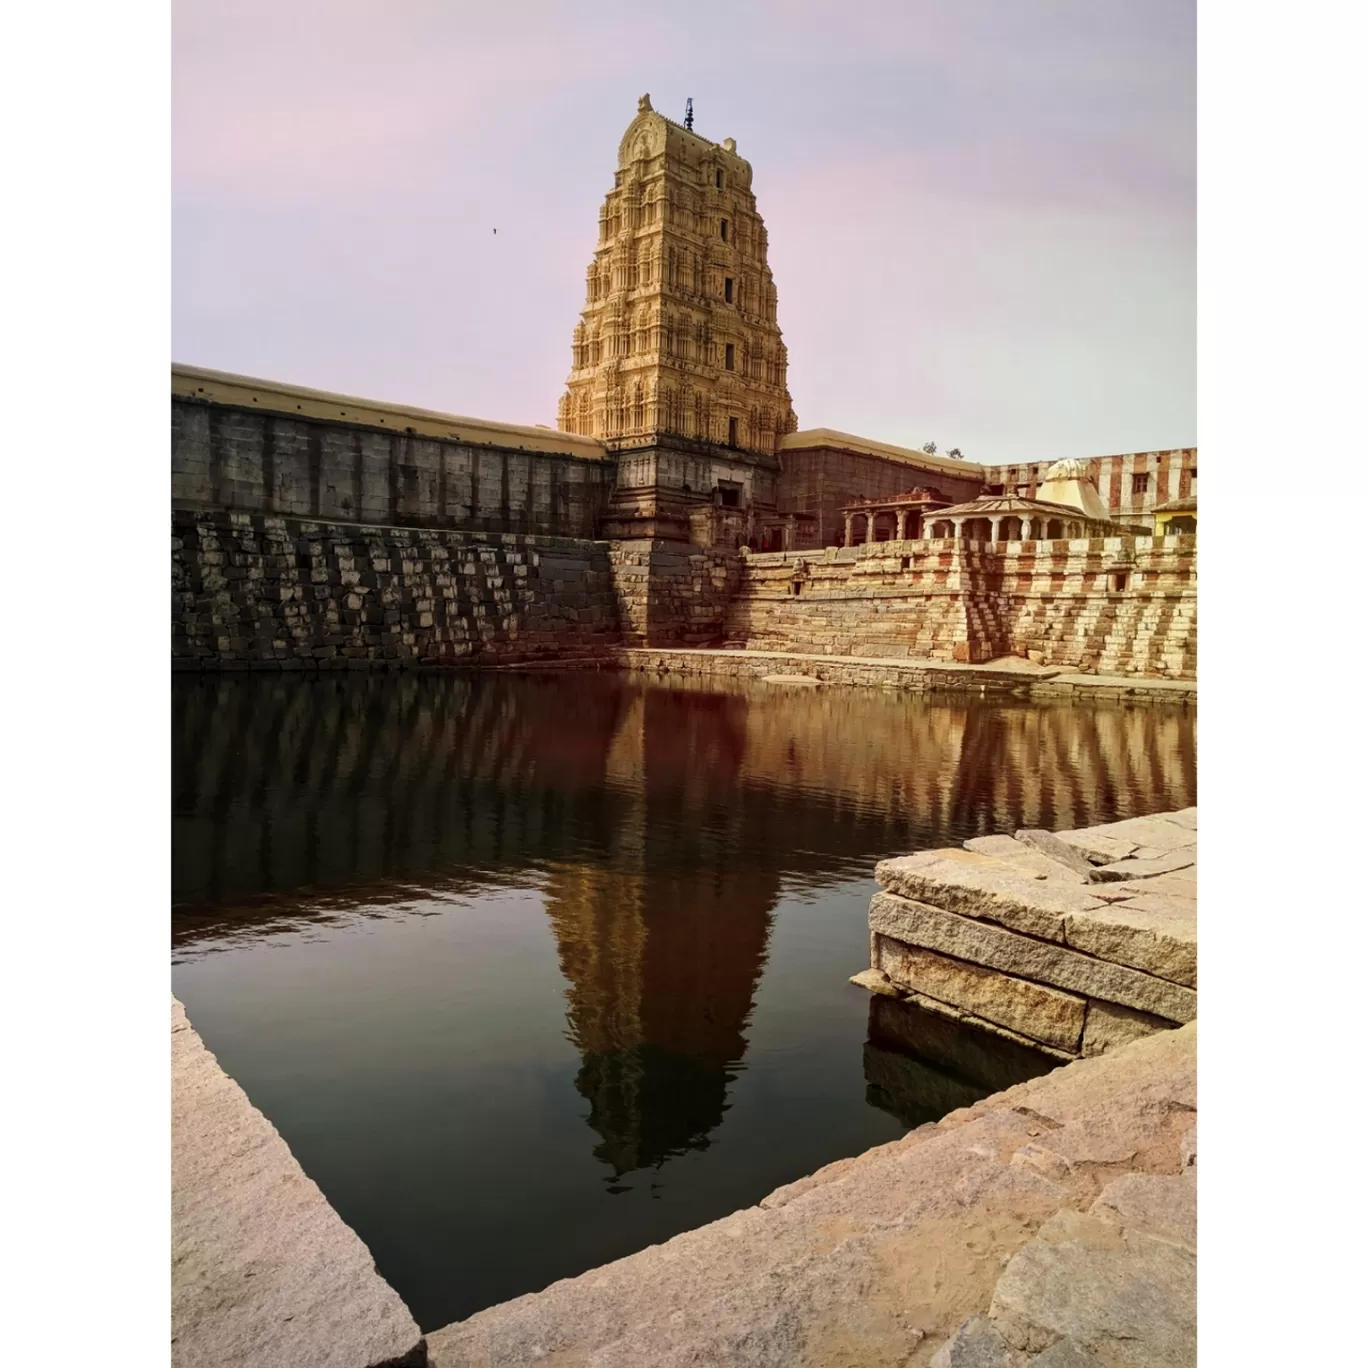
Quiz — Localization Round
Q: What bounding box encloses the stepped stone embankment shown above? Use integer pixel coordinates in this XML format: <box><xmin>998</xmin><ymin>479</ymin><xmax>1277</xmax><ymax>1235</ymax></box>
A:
<box><xmin>172</xmin><ymin>510</ymin><xmax>621</xmax><ymax>670</ymax></box>
<box><xmin>853</xmin><ymin>810</ymin><xmax>1196</xmax><ymax>1060</ymax></box>
<box><xmin>729</xmin><ymin>536</ymin><xmax>1196</xmax><ymax>679</ymax></box>
<box><xmin>596</xmin><ymin>647</ymin><xmax>1196</xmax><ymax>704</ymax></box>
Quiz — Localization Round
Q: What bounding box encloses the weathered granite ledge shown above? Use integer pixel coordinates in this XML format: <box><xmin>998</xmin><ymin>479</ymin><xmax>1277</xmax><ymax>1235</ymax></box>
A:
<box><xmin>172</xmin><ymin>998</ymin><xmax>426</xmax><ymax>1368</ymax></box>
<box><xmin>429</xmin><ymin>1024</ymin><xmax>1196</xmax><ymax>1367</ymax></box>
<box><xmin>853</xmin><ymin>811</ymin><xmax>1197</xmax><ymax>1060</ymax></box>
<box><xmin>500</xmin><ymin>648</ymin><xmax>1197</xmax><ymax>703</ymax></box>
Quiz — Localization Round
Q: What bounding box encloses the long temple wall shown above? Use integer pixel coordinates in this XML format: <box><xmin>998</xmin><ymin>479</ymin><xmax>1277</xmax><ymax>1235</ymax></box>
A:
<box><xmin>172</xmin><ymin>510</ymin><xmax>621</xmax><ymax>671</ymax></box>
<box><xmin>728</xmin><ymin>534</ymin><xmax>1196</xmax><ymax>678</ymax></box>
<box><xmin>168</xmin><ymin>374</ymin><xmax>1195</xmax><ymax>677</ymax></box>
<box><xmin>172</xmin><ymin>395</ymin><xmax>613</xmax><ymax>540</ymax></box>
<box><xmin>777</xmin><ymin>440</ymin><xmax>985</xmax><ymax>548</ymax></box>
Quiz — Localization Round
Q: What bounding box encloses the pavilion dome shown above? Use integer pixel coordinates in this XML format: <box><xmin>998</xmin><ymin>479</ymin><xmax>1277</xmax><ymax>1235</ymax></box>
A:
<box><xmin>1036</xmin><ymin>458</ymin><xmax>1108</xmax><ymax>521</ymax></box>
<box><xmin>1043</xmin><ymin>458</ymin><xmax>1091</xmax><ymax>481</ymax></box>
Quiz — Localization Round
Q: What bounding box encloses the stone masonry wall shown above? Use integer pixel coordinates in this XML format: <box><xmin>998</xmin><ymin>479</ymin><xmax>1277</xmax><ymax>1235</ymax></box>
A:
<box><xmin>173</xmin><ymin>397</ymin><xmax>613</xmax><ymax>539</ymax></box>
<box><xmin>172</xmin><ymin>510</ymin><xmax>621</xmax><ymax>670</ymax></box>
<box><xmin>608</xmin><ymin>540</ymin><xmax>743</xmax><ymax>647</ymax></box>
<box><xmin>728</xmin><ymin>534</ymin><xmax>1196</xmax><ymax>678</ymax></box>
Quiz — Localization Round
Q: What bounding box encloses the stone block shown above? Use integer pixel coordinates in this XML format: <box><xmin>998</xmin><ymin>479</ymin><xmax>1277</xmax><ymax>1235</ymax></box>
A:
<box><xmin>1012</xmin><ymin>829</ymin><xmax>1098</xmax><ymax>879</ymax></box>
<box><xmin>848</xmin><ymin>967</ymin><xmax>898</xmax><ymax>998</ymax></box>
<box><xmin>1062</xmin><ymin>898</ymin><xmax>1195</xmax><ymax>988</ymax></box>
<box><xmin>1093</xmin><ymin>848</ymin><xmax>1195</xmax><ymax>882</ymax></box>
<box><xmin>1180</xmin><ymin>1125</ymin><xmax>1196</xmax><ymax>1171</ymax></box>
<box><xmin>875</xmin><ymin>849</ymin><xmax>1101</xmax><ymax>942</ymax></box>
<box><xmin>929</xmin><ymin>1316</ymin><xmax>1028</xmax><ymax>1367</ymax></box>
<box><xmin>961</xmin><ymin>836</ymin><xmax>1093</xmax><ymax>887</ymax></box>
<box><xmin>1080</xmin><ymin>1000</ymin><xmax>1173</xmax><ymax>1056</ymax></box>
<box><xmin>1052</xmin><ymin>831</ymin><xmax>1138</xmax><ymax>865</ymax></box>
<box><xmin>874</xmin><ymin>936</ymin><xmax>1085</xmax><ymax>1053</ymax></box>
<box><xmin>869</xmin><ymin>892</ymin><xmax>1196</xmax><ymax>1023</ymax></box>
<box><xmin>989</xmin><ymin>1210</ymin><xmax>1195</xmax><ymax>1366</ymax></box>
<box><xmin>172</xmin><ymin>1000</ymin><xmax>424</xmax><ymax>1368</ymax></box>
<box><xmin>1090</xmin><ymin>1173</ymin><xmax>1196</xmax><ymax>1252</ymax></box>
<box><xmin>1090</xmin><ymin>868</ymin><xmax>1195</xmax><ymax>903</ymax></box>
<box><xmin>1029</xmin><ymin>1339</ymin><xmax>1104</xmax><ymax>1368</ymax></box>
<box><xmin>1064</xmin><ymin>815</ymin><xmax>1195</xmax><ymax>854</ymax></box>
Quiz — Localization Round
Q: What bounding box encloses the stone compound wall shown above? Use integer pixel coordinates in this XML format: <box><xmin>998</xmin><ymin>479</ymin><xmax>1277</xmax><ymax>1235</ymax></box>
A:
<box><xmin>608</xmin><ymin>540</ymin><xmax>742</xmax><ymax>647</ymax></box>
<box><xmin>729</xmin><ymin>534</ymin><xmax>1196</xmax><ymax>678</ymax></box>
<box><xmin>173</xmin><ymin>510</ymin><xmax>621</xmax><ymax>670</ymax></box>
<box><xmin>173</xmin><ymin>396</ymin><xmax>613</xmax><ymax>540</ymax></box>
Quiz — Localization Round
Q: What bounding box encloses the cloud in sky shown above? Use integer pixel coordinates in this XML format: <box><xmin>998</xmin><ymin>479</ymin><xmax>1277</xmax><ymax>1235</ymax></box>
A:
<box><xmin>173</xmin><ymin>0</ymin><xmax>1194</xmax><ymax>463</ymax></box>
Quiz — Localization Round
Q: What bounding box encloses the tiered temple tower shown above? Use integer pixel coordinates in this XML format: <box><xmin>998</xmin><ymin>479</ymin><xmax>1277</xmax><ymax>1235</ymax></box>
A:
<box><xmin>558</xmin><ymin>95</ymin><xmax>798</xmax><ymax>541</ymax></box>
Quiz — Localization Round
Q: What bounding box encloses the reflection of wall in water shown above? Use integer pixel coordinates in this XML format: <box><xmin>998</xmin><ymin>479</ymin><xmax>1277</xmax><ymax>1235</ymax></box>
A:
<box><xmin>862</xmin><ymin>996</ymin><xmax>1056</xmax><ymax>1130</ymax></box>
<box><xmin>174</xmin><ymin>673</ymin><xmax>1195</xmax><ymax>930</ymax></box>
<box><xmin>541</xmin><ymin>688</ymin><xmax>780</xmax><ymax>1177</ymax></box>
<box><xmin>717</xmin><ymin>675</ymin><xmax>1195</xmax><ymax>847</ymax></box>
<box><xmin>172</xmin><ymin>674</ymin><xmax>635</xmax><ymax>927</ymax></box>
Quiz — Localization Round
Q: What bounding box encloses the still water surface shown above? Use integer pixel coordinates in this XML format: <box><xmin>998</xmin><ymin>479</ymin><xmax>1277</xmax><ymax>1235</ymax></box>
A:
<box><xmin>171</xmin><ymin>672</ymin><xmax>1196</xmax><ymax>1330</ymax></box>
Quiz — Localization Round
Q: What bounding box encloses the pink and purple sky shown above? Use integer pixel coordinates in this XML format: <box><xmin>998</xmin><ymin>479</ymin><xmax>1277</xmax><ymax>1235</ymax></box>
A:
<box><xmin>173</xmin><ymin>0</ymin><xmax>1194</xmax><ymax>465</ymax></box>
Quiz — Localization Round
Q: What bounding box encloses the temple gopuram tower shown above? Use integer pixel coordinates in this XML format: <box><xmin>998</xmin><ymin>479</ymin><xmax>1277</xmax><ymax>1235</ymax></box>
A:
<box><xmin>557</xmin><ymin>95</ymin><xmax>798</xmax><ymax>542</ymax></box>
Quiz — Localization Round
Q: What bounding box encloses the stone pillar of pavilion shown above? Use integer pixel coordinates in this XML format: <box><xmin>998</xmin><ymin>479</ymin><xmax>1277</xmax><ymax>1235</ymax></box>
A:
<box><xmin>895</xmin><ymin>509</ymin><xmax>908</xmax><ymax>541</ymax></box>
<box><xmin>844</xmin><ymin>513</ymin><xmax>854</xmax><ymax>547</ymax></box>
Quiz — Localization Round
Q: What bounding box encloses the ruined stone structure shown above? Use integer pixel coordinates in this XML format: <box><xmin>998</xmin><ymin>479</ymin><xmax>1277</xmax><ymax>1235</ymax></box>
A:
<box><xmin>557</xmin><ymin>94</ymin><xmax>797</xmax><ymax>540</ymax></box>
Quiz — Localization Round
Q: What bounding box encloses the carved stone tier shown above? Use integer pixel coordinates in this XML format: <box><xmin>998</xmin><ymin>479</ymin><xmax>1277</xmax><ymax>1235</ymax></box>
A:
<box><xmin>558</xmin><ymin>95</ymin><xmax>797</xmax><ymax>541</ymax></box>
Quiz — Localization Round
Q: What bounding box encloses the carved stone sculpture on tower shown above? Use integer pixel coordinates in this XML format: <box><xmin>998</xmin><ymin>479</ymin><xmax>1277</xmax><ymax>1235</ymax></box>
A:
<box><xmin>557</xmin><ymin>95</ymin><xmax>797</xmax><ymax>458</ymax></box>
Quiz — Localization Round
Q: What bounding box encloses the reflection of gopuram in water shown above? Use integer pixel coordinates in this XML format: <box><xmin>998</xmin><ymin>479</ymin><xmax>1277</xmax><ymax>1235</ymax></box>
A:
<box><xmin>172</xmin><ymin>671</ymin><xmax>1195</xmax><ymax>1172</ymax></box>
<box><xmin>543</xmin><ymin>689</ymin><xmax>779</xmax><ymax>1177</ymax></box>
